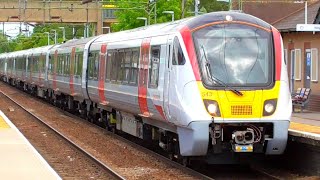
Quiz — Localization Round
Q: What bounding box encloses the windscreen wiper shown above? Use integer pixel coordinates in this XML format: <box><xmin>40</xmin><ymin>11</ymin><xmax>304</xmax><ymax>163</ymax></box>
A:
<box><xmin>201</xmin><ymin>46</ymin><xmax>243</xmax><ymax>96</ymax></box>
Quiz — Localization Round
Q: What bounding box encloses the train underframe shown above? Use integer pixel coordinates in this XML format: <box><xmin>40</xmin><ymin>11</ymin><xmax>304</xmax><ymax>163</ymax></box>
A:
<box><xmin>4</xmin><ymin>78</ymin><xmax>286</xmax><ymax>165</ymax></box>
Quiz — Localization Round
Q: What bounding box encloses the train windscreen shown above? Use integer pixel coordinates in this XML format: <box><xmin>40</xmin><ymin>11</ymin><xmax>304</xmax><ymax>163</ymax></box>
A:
<box><xmin>193</xmin><ymin>23</ymin><xmax>273</xmax><ymax>88</ymax></box>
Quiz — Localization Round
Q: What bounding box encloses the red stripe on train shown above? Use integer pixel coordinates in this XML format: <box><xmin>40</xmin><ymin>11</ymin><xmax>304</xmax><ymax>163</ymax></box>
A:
<box><xmin>155</xmin><ymin>105</ymin><xmax>166</xmax><ymax>120</ymax></box>
<box><xmin>272</xmin><ymin>27</ymin><xmax>282</xmax><ymax>81</ymax></box>
<box><xmin>98</xmin><ymin>44</ymin><xmax>107</xmax><ymax>104</ymax></box>
<box><xmin>180</xmin><ymin>26</ymin><xmax>201</xmax><ymax>81</ymax></box>
<box><xmin>138</xmin><ymin>38</ymin><xmax>151</xmax><ymax>116</ymax></box>
<box><xmin>70</xmin><ymin>47</ymin><xmax>76</xmax><ymax>95</ymax></box>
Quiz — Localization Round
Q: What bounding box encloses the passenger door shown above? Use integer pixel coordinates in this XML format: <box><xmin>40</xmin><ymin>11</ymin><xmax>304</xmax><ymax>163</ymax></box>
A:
<box><xmin>163</xmin><ymin>37</ymin><xmax>173</xmax><ymax>120</ymax></box>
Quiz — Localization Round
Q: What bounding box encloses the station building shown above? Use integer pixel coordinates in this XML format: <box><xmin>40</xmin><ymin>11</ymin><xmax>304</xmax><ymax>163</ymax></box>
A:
<box><xmin>242</xmin><ymin>1</ymin><xmax>320</xmax><ymax>111</ymax></box>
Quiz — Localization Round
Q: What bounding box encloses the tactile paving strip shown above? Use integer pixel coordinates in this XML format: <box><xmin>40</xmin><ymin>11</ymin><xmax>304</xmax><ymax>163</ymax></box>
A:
<box><xmin>290</xmin><ymin>122</ymin><xmax>320</xmax><ymax>134</ymax></box>
<box><xmin>0</xmin><ymin>116</ymin><xmax>10</xmax><ymax>129</ymax></box>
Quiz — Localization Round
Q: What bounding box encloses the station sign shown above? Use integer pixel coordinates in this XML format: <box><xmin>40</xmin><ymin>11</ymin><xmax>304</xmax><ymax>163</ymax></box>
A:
<box><xmin>296</xmin><ymin>24</ymin><xmax>320</xmax><ymax>32</ymax></box>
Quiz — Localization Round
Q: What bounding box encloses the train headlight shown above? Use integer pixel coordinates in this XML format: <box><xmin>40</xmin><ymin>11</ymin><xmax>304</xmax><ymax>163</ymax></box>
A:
<box><xmin>264</xmin><ymin>103</ymin><xmax>274</xmax><ymax>113</ymax></box>
<box><xmin>208</xmin><ymin>104</ymin><xmax>218</xmax><ymax>114</ymax></box>
<box><xmin>204</xmin><ymin>100</ymin><xmax>221</xmax><ymax>117</ymax></box>
<box><xmin>263</xmin><ymin>99</ymin><xmax>277</xmax><ymax>116</ymax></box>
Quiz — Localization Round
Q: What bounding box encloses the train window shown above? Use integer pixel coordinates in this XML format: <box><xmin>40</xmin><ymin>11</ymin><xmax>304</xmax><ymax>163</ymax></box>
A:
<box><xmin>61</xmin><ymin>54</ymin><xmax>65</xmax><ymax>75</ymax></box>
<box><xmin>65</xmin><ymin>54</ymin><xmax>70</xmax><ymax>76</ymax></box>
<box><xmin>27</xmin><ymin>57</ymin><xmax>32</xmax><ymax>72</ymax></box>
<box><xmin>48</xmin><ymin>55</ymin><xmax>52</xmax><ymax>74</ymax></box>
<box><xmin>16</xmin><ymin>58</ymin><xmax>18</xmax><ymax>71</ymax></box>
<box><xmin>172</xmin><ymin>37</ymin><xmax>186</xmax><ymax>65</ymax></box>
<box><xmin>23</xmin><ymin>57</ymin><xmax>26</xmax><ymax>71</ymax></box>
<box><xmin>61</xmin><ymin>55</ymin><xmax>65</xmax><ymax>75</ymax></box>
<box><xmin>39</xmin><ymin>55</ymin><xmax>44</xmax><ymax>73</ymax></box>
<box><xmin>106</xmin><ymin>51</ymin><xmax>113</xmax><ymax>81</ymax></box>
<box><xmin>15</xmin><ymin>58</ymin><xmax>19</xmax><ymax>71</ymax></box>
<box><xmin>88</xmin><ymin>51</ymin><xmax>99</xmax><ymax>80</ymax></box>
<box><xmin>111</xmin><ymin>51</ymin><xmax>118</xmax><ymax>81</ymax></box>
<box><xmin>74</xmin><ymin>54</ymin><xmax>78</xmax><ymax>75</ymax></box>
<box><xmin>117</xmin><ymin>50</ymin><xmax>124</xmax><ymax>83</ymax></box>
<box><xmin>57</xmin><ymin>55</ymin><xmax>60</xmax><ymax>75</ymax></box>
<box><xmin>149</xmin><ymin>46</ymin><xmax>161</xmax><ymax>88</ymax></box>
<box><xmin>33</xmin><ymin>57</ymin><xmax>39</xmax><ymax>73</ymax></box>
<box><xmin>95</xmin><ymin>54</ymin><xmax>99</xmax><ymax>80</ymax></box>
<box><xmin>40</xmin><ymin>56</ymin><xmax>43</xmax><ymax>73</ymax></box>
<box><xmin>58</xmin><ymin>55</ymin><xmax>62</xmax><ymax>75</ymax></box>
<box><xmin>123</xmin><ymin>49</ymin><xmax>132</xmax><ymax>84</ymax></box>
<box><xmin>17</xmin><ymin>58</ymin><xmax>20</xmax><ymax>71</ymax></box>
<box><xmin>78</xmin><ymin>52</ymin><xmax>83</xmax><ymax>76</ymax></box>
<box><xmin>88</xmin><ymin>52</ymin><xmax>94</xmax><ymax>79</ymax></box>
<box><xmin>130</xmin><ymin>49</ymin><xmax>140</xmax><ymax>85</ymax></box>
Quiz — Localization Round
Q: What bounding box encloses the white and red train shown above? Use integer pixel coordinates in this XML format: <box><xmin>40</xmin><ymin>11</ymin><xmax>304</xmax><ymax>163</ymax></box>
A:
<box><xmin>0</xmin><ymin>11</ymin><xmax>292</xmax><ymax>164</ymax></box>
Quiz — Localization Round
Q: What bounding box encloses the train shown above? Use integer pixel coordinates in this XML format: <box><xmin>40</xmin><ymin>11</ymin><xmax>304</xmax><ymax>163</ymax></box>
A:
<box><xmin>0</xmin><ymin>11</ymin><xmax>291</xmax><ymax>164</ymax></box>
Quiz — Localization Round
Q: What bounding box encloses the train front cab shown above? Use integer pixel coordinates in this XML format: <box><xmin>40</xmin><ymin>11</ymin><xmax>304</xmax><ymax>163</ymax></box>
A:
<box><xmin>170</xmin><ymin>13</ymin><xmax>291</xmax><ymax>162</ymax></box>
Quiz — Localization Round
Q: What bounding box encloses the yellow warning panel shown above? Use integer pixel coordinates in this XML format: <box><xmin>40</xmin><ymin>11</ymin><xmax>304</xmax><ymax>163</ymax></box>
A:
<box><xmin>0</xmin><ymin>116</ymin><xmax>10</xmax><ymax>129</ymax></box>
<box><xmin>290</xmin><ymin>122</ymin><xmax>320</xmax><ymax>134</ymax></box>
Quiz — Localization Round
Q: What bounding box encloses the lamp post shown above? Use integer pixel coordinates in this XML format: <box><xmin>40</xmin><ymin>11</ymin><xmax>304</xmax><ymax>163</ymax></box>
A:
<box><xmin>137</xmin><ymin>17</ymin><xmax>148</xmax><ymax>26</ymax></box>
<box><xmin>44</xmin><ymin>32</ymin><xmax>50</xmax><ymax>45</ymax></box>
<box><xmin>51</xmin><ymin>30</ymin><xmax>57</xmax><ymax>44</ymax></box>
<box><xmin>293</xmin><ymin>0</ymin><xmax>307</xmax><ymax>24</ymax></box>
<box><xmin>305</xmin><ymin>0</ymin><xmax>307</xmax><ymax>24</ymax></box>
<box><xmin>59</xmin><ymin>27</ymin><xmax>65</xmax><ymax>42</ymax></box>
<box><xmin>195</xmin><ymin>0</ymin><xmax>199</xmax><ymax>16</ymax></box>
<box><xmin>102</xmin><ymin>26</ymin><xmax>110</xmax><ymax>34</ymax></box>
<box><xmin>162</xmin><ymin>11</ymin><xmax>174</xmax><ymax>22</ymax></box>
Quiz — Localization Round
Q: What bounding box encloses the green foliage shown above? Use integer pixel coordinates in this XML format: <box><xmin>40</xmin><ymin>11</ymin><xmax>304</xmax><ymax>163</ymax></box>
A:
<box><xmin>109</xmin><ymin>0</ymin><xmax>228</xmax><ymax>32</ymax></box>
<box><xmin>0</xmin><ymin>0</ymin><xmax>229</xmax><ymax>53</ymax></box>
<box><xmin>200</xmin><ymin>0</ymin><xmax>229</xmax><ymax>12</ymax></box>
<box><xmin>1</xmin><ymin>23</ymin><xmax>88</xmax><ymax>52</ymax></box>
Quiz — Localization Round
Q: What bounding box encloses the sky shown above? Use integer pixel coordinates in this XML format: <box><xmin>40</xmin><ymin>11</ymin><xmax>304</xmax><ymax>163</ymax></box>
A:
<box><xmin>1</xmin><ymin>22</ymin><xmax>34</xmax><ymax>38</ymax></box>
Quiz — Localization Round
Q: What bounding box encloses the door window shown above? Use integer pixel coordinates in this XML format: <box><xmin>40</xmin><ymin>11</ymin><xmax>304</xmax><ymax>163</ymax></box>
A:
<box><xmin>149</xmin><ymin>46</ymin><xmax>161</xmax><ymax>88</ymax></box>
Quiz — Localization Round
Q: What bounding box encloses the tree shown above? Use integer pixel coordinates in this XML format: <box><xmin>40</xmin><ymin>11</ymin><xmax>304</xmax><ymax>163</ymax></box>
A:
<box><xmin>0</xmin><ymin>31</ymin><xmax>16</xmax><ymax>53</ymax></box>
<box><xmin>1</xmin><ymin>23</ymin><xmax>88</xmax><ymax>52</ymax></box>
<box><xmin>199</xmin><ymin>0</ymin><xmax>228</xmax><ymax>12</ymax></box>
<box><xmin>110</xmin><ymin>0</ymin><xmax>228</xmax><ymax>32</ymax></box>
<box><xmin>111</xmin><ymin>0</ymin><xmax>183</xmax><ymax>32</ymax></box>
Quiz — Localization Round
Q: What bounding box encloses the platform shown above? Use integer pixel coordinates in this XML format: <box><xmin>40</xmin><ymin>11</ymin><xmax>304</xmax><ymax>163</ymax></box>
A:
<box><xmin>0</xmin><ymin>111</ymin><xmax>61</xmax><ymax>180</ymax></box>
<box><xmin>289</xmin><ymin>111</ymin><xmax>320</xmax><ymax>145</ymax></box>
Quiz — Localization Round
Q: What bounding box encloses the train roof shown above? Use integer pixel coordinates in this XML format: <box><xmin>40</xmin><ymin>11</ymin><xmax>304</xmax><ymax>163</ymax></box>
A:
<box><xmin>11</xmin><ymin>45</ymin><xmax>55</xmax><ymax>58</ymax></box>
<box><xmin>27</xmin><ymin>45</ymin><xmax>55</xmax><ymax>55</ymax></box>
<box><xmin>94</xmin><ymin>11</ymin><xmax>272</xmax><ymax>43</ymax></box>
<box><xmin>52</xmin><ymin>36</ymin><xmax>97</xmax><ymax>49</ymax></box>
<box><xmin>0</xmin><ymin>11</ymin><xmax>273</xmax><ymax>57</ymax></box>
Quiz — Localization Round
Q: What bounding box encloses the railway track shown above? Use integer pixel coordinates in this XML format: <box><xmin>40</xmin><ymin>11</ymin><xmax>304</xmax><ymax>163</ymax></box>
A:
<box><xmin>0</xmin><ymin>82</ymin><xmax>285</xmax><ymax>179</ymax></box>
<box><xmin>0</xmin><ymin>90</ymin><xmax>125</xmax><ymax>179</ymax></box>
<box><xmin>0</xmin><ymin>83</ymin><xmax>213</xmax><ymax>180</ymax></box>
<box><xmin>1</xmin><ymin>82</ymin><xmax>300</xmax><ymax>179</ymax></box>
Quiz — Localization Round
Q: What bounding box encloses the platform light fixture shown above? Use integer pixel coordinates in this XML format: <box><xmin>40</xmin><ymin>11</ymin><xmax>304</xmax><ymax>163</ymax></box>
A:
<box><xmin>51</xmin><ymin>30</ymin><xmax>57</xmax><ymax>44</ymax></box>
<box><xmin>162</xmin><ymin>11</ymin><xmax>174</xmax><ymax>22</ymax></box>
<box><xmin>137</xmin><ymin>17</ymin><xmax>148</xmax><ymax>27</ymax></box>
<box><xmin>102</xmin><ymin>26</ymin><xmax>111</xmax><ymax>34</ymax></box>
<box><xmin>59</xmin><ymin>27</ymin><xmax>66</xmax><ymax>42</ymax></box>
<box><xmin>44</xmin><ymin>32</ymin><xmax>50</xmax><ymax>45</ymax></box>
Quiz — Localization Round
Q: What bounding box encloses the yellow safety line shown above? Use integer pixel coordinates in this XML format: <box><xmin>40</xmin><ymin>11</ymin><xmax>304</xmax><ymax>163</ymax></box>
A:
<box><xmin>290</xmin><ymin>122</ymin><xmax>320</xmax><ymax>135</ymax></box>
<box><xmin>0</xmin><ymin>115</ymin><xmax>10</xmax><ymax>129</ymax></box>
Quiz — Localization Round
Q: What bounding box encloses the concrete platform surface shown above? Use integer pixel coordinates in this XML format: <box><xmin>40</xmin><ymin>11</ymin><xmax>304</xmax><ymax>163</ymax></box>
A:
<box><xmin>0</xmin><ymin>111</ymin><xmax>61</xmax><ymax>180</ymax></box>
<box><xmin>290</xmin><ymin>111</ymin><xmax>320</xmax><ymax>135</ymax></box>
